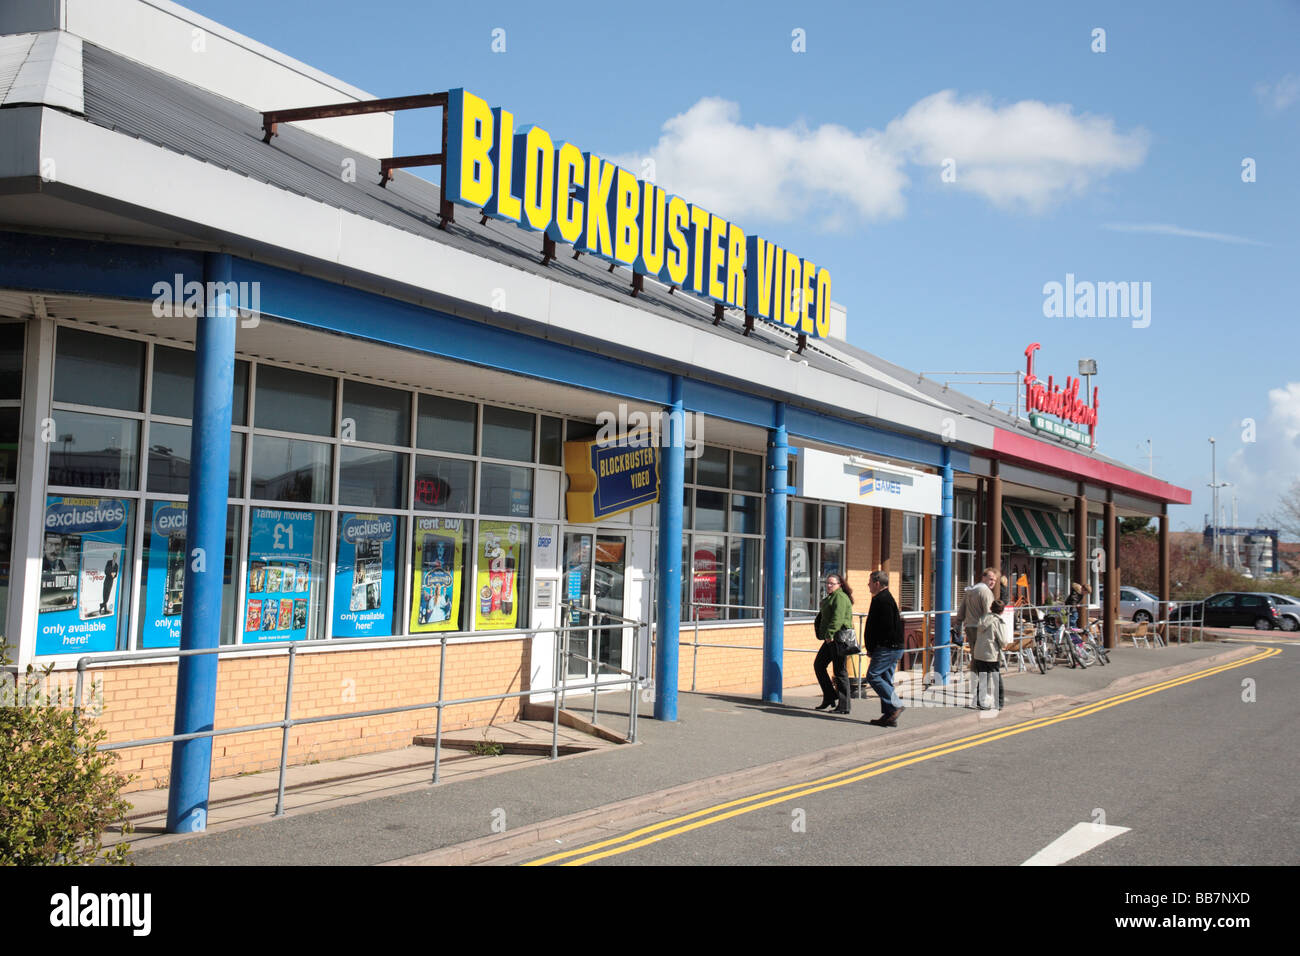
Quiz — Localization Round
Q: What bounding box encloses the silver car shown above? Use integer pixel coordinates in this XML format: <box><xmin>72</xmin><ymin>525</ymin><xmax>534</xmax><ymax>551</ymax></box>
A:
<box><xmin>1119</xmin><ymin>586</ymin><xmax>1159</xmax><ymax>623</ymax></box>
<box><xmin>1264</xmin><ymin>593</ymin><xmax>1300</xmax><ymax>632</ymax></box>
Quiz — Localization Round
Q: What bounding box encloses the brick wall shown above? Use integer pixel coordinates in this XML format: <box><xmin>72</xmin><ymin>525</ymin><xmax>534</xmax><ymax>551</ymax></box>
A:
<box><xmin>77</xmin><ymin>638</ymin><xmax>527</xmax><ymax>793</ymax></box>
<box><xmin>677</xmin><ymin>620</ymin><xmax>820</xmax><ymax>693</ymax></box>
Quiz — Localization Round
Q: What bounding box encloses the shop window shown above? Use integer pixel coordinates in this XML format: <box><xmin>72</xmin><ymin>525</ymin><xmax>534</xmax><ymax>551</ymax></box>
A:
<box><xmin>342</xmin><ymin>380</ymin><xmax>410</xmax><ymax>447</ymax></box>
<box><xmin>728</xmin><ymin>537</ymin><xmax>761</xmax><ymax>618</ymax></box>
<box><xmin>821</xmin><ymin>542</ymin><xmax>844</xmax><ymax>581</ymax></box>
<box><xmin>480</xmin><ymin>462</ymin><xmax>532</xmax><ymax>517</ymax></box>
<box><xmin>410</xmin><ymin>517</ymin><xmax>469</xmax><ymax>632</ymax></box>
<box><xmin>54</xmin><ymin>328</ymin><xmax>144</xmax><ymax>412</ymax></box>
<box><xmin>146</xmin><ymin>422</ymin><xmax>243</xmax><ymax>497</ymax></box>
<box><xmin>151</xmin><ymin>346</ymin><xmax>249</xmax><ymax>424</ymax></box>
<box><xmin>254</xmin><ymin>365</ymin><xmax>335</xmax><ymax>437</ymax></box>
<box><xmin>565</xmin><ymin>419</ymin><xmax>599</xmax><ymax>443</ymax></box>
<box><xmin>730</xmin><ymin>494</ymin><xmax>760</xmax><ymax>535</ymax></box>
<box><xmin>37</xmin><ymin>495</ymin><xmax>134</xmax><ymax>654</ymax></box>
<box><xmin>694</xmin><ymin>489</ymin><xmax>726</xmax><ymax>532</ymax></box>
<box><xmin>137</xmin><ymin>502</ymin><xmax>242</xmax><ymax>647</ymax></box>
<box><xmin>900</xmin><ymin>513</ymin><xmax>923</xmax><ymax>611</ymax></box>
<box><xmin>0</xmin><ymin>322</ymin><xmax>23</xmax><ymax>399</ymax></box>
<box><xmin>0</xmin><ymin>407</ymin><xmax>18</xmax><ymax>483</ymax></box>
<box><xmin>250</xmin><ymin>435</ymin><xmax>332</xmax><ymax>504</ymax></box>
<box><xmin>690</xmin><ymin>535</ymin><xmax>725</xmax><ymax>619</ymax></box>
<box><xmin>339</xmin><ymin>447</ymin><xmax>407</xmax><ymax>509</ymax></box>
<box><xmin>538</xmin><ymin>416</ymin><xmax>563</xmax><ymax>466</ymax></box>
<box><xmin>47</xmin><ymin>411</ymin><xmax>139</xmax><ymax>490</ymax></box>
<box><xmin>789</xmin><ymin>500</ymin><xmax>818</xmax><ymax>538</ymax></box>
<box><xmin>822</xmin><ymin>504</ymin><xmax>845</xmax><ymax>540</ymax></box>
<box><xmin>474</xmin><ymin>521</ymin><xmax>529</xmax><ymax>630</ymax></box>
<box><xmin>482</xmin><ymin>406</ymin><xmax>535</xmax><ymax>462</ymax></box>
<box><xmin>787</xmin><ymin>540</ymin><xmax>816</xmax><ymax>612</ymax></box>
<box><xmin>414</xmin><ymin>455</ymin><xmax>474</xmax><ymax>513</ymax></box>
<box><xmin>417</xmin><ymin>394</ymin><xmax>477</xmax><ymax>454</ymax></box>
<box><xmin>732</xmin><ymin>452</ymin><xmax>762</xmax><ymax>493</ymax></box>
<box><xmin>696</xmin><ymin>445</ymin><xmax>728</xmax><ymax>488</ymax></box>
<box><xmin>241</xmin><ymin>506</ymin><xmax>329</xmax><ymax>642</ymax></box>
<box><xmin>0</xmin><ymin>492</ymin><xmax>12</xmax><ymax>629</ymax></box>
<box><xmin>331</xmin><ymin>513</ymin><xmax>406</xmax><ymax>637</ymax></box>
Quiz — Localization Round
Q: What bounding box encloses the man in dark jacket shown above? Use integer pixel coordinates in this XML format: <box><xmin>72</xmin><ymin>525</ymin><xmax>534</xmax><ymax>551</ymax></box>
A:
<box><xmin>864</xmin><ymin>570</ymin><xmax>906</xmax><ymax>727</ymax></box>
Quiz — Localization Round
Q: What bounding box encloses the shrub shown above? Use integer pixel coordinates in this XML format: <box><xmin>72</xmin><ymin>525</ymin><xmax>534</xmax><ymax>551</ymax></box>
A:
<box><xmin>0</xmin><ymin>661</ymin><xmax>134</xmax><ymax>865</ymax></box>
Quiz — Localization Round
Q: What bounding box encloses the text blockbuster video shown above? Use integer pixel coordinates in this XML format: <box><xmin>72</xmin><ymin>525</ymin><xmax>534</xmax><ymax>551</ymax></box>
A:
<box><xmin>445</xmin><ymin>88</ymin><xmax>833</xmax><ymax>339</ymax></box>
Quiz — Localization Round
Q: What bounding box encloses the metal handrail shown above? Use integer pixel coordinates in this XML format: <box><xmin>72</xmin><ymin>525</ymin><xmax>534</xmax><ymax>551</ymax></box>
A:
<box><xmin>72</xmin><ymin>614</ymin><xmax>648</xmax><ymax>821</ymax></box>
<box><xmin>556</xmin><ymin>600</ymin><xmax>645</xmax><ymax>730</ymax></box>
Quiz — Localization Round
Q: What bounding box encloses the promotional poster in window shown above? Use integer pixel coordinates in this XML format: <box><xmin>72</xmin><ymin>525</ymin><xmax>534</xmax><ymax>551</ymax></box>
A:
<box><xmin>141</xmin><ymin>501</ymin><xmax>189</xmax><ymax>648</ymax></box>
<box><xmin>332</xmin><ymin>512</ymin><xmax>397</xmax><ymax>637</ymax></box>
<box><xmin>410</xmin><ymin>517</ymin><xmax>464</xmax><ymax>633</ymax></box>
<box><xmin>37</xmin><ymin>496</ymin><xmax>130</xmax><ymax>655</ymax></box>
<box><xmin>244</xmin><ymin>507</ymin><xmax>317</xmax><ymax>642</ymax></box>
<box><xmin>476</xmin><ymin>521</ymin><xmax>522</xmax><ymax>630</ymax></box>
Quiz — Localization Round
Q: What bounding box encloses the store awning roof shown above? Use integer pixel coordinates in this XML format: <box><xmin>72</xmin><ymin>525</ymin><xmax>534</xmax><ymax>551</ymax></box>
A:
<box><xmin>1002</xmin><ymin>505</ymin><xmax>1073</xmax><ymax>559</ymax></box>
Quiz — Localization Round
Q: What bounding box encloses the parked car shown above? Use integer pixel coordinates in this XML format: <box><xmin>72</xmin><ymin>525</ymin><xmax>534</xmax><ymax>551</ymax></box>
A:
<box><xmin>1119</xmin><ymin>586</ymin><xmax>1159</xmax><ymax>623</ymax></box>
<box><xmin>1168</xmin><ymin>592</ymin><xmax>1283</xmax><ymax>630</ymax></box>
<box><xmin>1262</xmin><ymin>593</ymin><xmax>1300</xmax><ymax>632</ymax></box>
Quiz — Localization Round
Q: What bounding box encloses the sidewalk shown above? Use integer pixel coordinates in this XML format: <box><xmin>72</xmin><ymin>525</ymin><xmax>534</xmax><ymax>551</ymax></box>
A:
<box><xmin>124</xmin><ymin>638</ymin><xmax>1257</xmax><ymax>866</ymax></box>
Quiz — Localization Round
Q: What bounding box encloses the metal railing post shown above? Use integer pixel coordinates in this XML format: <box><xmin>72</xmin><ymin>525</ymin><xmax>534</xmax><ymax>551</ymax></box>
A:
<box><xmin>273</xmin><ymin>643</ymin><xmax>298</xmax><ymax>817</ymax></box>
<box><xmin>432</xmin><ymin>634</ymin><xmax>447</xmax><ymax>784</ymax></box>
<box><xmin>691</xmin><ymin>599</ymin><xmax>700</xmax><ymax>693</ymax></box>
<box><xmin>592</xmin><ymin>621</ymin><xmax>601</xmax><ymax>727</ymax></box>
<box><xmin>552</xmin><ymin>624</ymin><xmax>561</xmax><ymax>760</ymax></box>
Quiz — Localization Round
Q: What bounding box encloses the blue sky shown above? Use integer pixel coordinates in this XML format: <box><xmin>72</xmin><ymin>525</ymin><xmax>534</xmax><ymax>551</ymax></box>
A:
<box><xmin>185</xmin><ymin>0</ymin><xmax>1300</xmax><ymax>534</ymax></box>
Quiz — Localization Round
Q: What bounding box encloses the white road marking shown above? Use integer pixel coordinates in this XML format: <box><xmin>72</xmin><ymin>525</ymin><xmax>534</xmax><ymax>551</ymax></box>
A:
<box><xmin>1021</xmin><ymin>822</ymin><xmax>1130</xmax><ymax>866</ymax></box>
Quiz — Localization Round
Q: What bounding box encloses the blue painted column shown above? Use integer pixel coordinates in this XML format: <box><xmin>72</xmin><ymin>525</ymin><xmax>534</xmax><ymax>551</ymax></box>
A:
<box><xmin>653</xmin><ymin>375</ymin><xmax>685</xmax><ymax>721</ymax></box>
<box><xmin>934</xmin><ymin>446</ymin><xmax>954</xmax><ymax>680</ymax></box>
<box><xmin>166</xmin><ymin>253</ymin><xmax>237</xmax><ymax>833</ymax></box>
<box><xmin>762</xmin><ymin>404</ymin><xmax>788</xmax><ymax>703</ymax></box>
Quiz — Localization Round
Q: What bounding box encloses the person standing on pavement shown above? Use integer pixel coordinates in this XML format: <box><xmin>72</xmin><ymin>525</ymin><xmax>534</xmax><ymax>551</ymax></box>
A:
<box><xmin>813</xmin><ymin>574</ymin><xmax>855</xmax><ymax>714</ymax></box>
<box><xmin>864</xmin><ymin>570</ymin><xmax>906</xmax><ymax>727</ymax></box>
<box><xmin>973</xmin><ymin>599</ymin><xmax>1009</xmax><ymax>710</ymax></box>
<box><xmin>960</xmin><ymin>567</ymin><xmax>998</xmax><ymax>665</ymax></box>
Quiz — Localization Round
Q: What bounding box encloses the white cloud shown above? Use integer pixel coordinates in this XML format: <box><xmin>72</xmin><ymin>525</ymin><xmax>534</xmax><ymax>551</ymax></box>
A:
<box><xmin>1254</xmin><ymin>74</ymin><xmax>1300</xmax><ymax>111</ymax></box>
<box><xmin>1222</xmin><ymin>383</ymin><xmax>1300</xmax><ymax>528</ymax></box>
<box><xmin>612</xmin><ymin>97</ymin><xmax>909</xmax><ymax>229</ymax></box>
<box><xmin>883</xmin><ymin>91</ymin><xmax>1149</xmax><ymax>212</ymax></box>
<box><xmin>618</xmin><ymin>90</ymin><xmax>1148</xmax><ymax>229</ymax></box>
<box><xmin>1101</xmin><ymin>222</ymin><xmax>1267</xmax><ymax>246</ymax></box>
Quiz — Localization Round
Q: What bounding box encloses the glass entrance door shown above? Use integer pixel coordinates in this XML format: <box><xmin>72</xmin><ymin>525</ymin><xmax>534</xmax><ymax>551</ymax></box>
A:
<box><xmin>562</xmin><ymin>531</ymin><xmax>627</xmax><ymax>680</ymax></box>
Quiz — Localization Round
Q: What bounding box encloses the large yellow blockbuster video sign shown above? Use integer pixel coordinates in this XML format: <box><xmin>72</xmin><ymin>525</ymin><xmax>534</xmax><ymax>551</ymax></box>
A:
<box><xmin>444</xmin><ymin>88</ymin><xmax>833</xmax><ymax>339</ymax></box>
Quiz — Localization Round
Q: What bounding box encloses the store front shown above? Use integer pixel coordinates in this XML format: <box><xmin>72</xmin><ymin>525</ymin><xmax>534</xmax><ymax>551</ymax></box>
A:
<box><xmin>0</xmin><ymin>1</ymin><xmax>1189</xmax><ymax>827</ymax></box>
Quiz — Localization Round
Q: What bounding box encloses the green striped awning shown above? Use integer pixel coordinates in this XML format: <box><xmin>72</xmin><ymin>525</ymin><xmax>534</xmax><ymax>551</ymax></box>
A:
<box><xmin>1002</xmin><ymin>505</ymin><xmax>1073</xmax><ymax>559</ymax></box>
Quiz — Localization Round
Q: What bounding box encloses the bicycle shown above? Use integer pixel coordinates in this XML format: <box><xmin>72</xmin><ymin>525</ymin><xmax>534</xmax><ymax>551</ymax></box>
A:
<box><xmin>1082</xmin><ymin>620</ymin><xmax>1110</xmax><ymax>665</ymax></box>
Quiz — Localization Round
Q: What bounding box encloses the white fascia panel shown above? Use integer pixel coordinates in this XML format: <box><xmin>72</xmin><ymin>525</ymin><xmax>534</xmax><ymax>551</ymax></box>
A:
<box><xmin>41</xmin><ymin>108</ymin><xmax>345</xmax><ymax>261</ymax></box>
<box><xmin>547</xmin><ymin>281</ymin><xmax>695</xmax><ymax>365</ymax></box>
<box><xmin>36</xmin><ymin>108</ymin><xmax>1003</xmax><ymax>456</ymax></box>
<box><xmin>791</xmin><ymin>365</ymin><xmax>881</xmax><ymax>420</ymax></box>
<box><xmin>335</xmin><ymin>213</ymin><xmax>553</xmax><ymax>325</ymax></box>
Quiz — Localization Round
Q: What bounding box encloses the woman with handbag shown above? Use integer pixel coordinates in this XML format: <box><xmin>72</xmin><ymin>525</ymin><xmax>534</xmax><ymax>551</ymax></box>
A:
<box><xmin>813</xmin><ymin>574</ymin><xmax>857</xmax><ymax>714</ymax></box>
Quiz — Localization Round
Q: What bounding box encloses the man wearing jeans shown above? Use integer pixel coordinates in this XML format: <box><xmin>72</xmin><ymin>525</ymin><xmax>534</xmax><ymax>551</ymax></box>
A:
<box><xmin>864</xmin><ymin>570</ymin><xmax>906</xmax><ymax>727</ymax></box>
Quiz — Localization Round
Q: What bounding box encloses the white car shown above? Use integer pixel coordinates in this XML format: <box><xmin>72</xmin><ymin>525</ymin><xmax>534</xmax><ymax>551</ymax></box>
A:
<box><xmin>1119</xmin><ymin>587</ymin><xmax>1159</xmax><ymax>623</ymax></box>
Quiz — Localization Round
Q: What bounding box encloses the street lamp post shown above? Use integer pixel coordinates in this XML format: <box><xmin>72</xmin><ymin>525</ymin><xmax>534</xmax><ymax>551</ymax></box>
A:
<box><xmin>1209</xmin><ymin>438</ymin><xmax>1217</xmax><ymax>564</ymax></box>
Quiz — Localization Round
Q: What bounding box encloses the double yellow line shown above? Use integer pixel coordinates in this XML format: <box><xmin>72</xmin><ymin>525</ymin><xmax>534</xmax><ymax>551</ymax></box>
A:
<box><xmin>524</xmin><ymin>648</ymin><xmax>1281</xmax><ymax>866</ymax></box>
